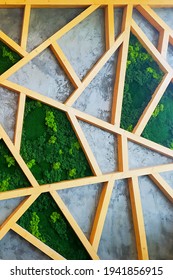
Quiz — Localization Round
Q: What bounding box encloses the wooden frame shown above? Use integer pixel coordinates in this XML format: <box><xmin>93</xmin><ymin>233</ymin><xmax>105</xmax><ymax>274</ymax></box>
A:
<box><xmin>0</xmin><ymin>0</ymin><xmax>173</xmax><ymax>260</ymax></box>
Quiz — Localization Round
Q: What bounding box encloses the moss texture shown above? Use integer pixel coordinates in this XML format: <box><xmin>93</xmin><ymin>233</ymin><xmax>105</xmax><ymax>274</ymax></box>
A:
<box><xmin>0</xmin><ymin>40</ymin><xmax>21</xmax><ymax>74</ymax></box>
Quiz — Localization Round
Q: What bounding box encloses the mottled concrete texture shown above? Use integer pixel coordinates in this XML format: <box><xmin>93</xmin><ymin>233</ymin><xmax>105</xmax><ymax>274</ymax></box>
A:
<box><xmin>0</xmin><ymin>7</ymin><xmax>173</xmax><ymax>260</ymax></box>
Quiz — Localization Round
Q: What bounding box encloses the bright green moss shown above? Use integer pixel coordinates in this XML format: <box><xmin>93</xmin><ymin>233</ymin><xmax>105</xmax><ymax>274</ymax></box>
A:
<box><xmin>0</xmin><ymin>41</ymin><xmax>21</xmax><ymax>74</ymax></box>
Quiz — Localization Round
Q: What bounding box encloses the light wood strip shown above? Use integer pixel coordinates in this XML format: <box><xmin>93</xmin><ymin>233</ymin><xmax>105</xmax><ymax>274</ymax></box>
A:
<box><xmin>0</xmin><ymin>194</ymin><xmax>39</xmax><ymax>239</ymax></box>
<box><xmin>131</xmin><ymin>19</ymin><xmax>172</xmax><ymax>73</ymax></box>
<box><xmin>158</xmin><ymin>30</ymin><xmax>169</xmax><ymax>58</ymax></box>
<box><xmin>149</xmin><ymin>173</ymin><xmax>173</xmax><ymax>203</ymax></box>
<box><xmin>111</xmin><ymin>5</ymin><xmax>133</xmax><ymax>126</ymax></box>
<box><xmin>12</xmin><ymin>223</ymin><xmax>65</xmax><ymax>259</ymax></box>
<box><xmin>0</xmin><ymin>125</ymin><xmax>39</xmax><ymax>187</ymax></box>
<box><xmin>67</xmin><ymin>110</ymin><xmax>102</xmax><ymax>176</ymax></box>
<box><xmin>50</xmin><ymin>191</ymin><xmax>100</xmax><ymax>260</ymax></box>
<box><xmin>133</xmin><ymin>72</ymin><xmax>173</xmax><ymax>136</ymax></box>
<box><xmin>128</xmin><ymin>176</ymin><xmax>149</xmax><ymax>260</ymax></box>
<box><xmin>0</xmin><ymin>187</ymin><xmax>38</xmax><ymax>201</ymax></box>
<box><xmin>117</xmin><ymin>134</ymin><xmax>129</xmax><ymax>171</ymax></box>
<box><xmin>0</xmin><ymin>30</ymin><xmax>28</xmax><ymax>57</ymax></box>
<box><xmin>105</xmin><ymin>4</ymin><xmax>115</xmax><ymax>50</ymax></box>
<box><xmin>21</xmin><ymin>4</ymin><xmax>31</xmax><ymax>50</ymax></box>
<box><xmin>14</xmin><ymin>92</ymin><xmax>26</xmax><ymax>150</ymax></box>
<box><xmin>51</xmin><ymin>42</ymin><xmax>82</xmax><ymax>88</ymax></box>
<box><xmin>65</xmin><ymin>31</ymin><xmax>126</xmax><ymax>106</ymax></box>
<box><xmin>90</xmin><ymin>180</ymin><xmax>114</xmax><ymax>251</ymax></box>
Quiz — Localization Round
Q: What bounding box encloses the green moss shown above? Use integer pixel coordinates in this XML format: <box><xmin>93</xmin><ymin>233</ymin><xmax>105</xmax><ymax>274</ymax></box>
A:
<box><xmin>0</xmin><ymin>140</ymin><xmax>30</xmax><ymax>192</ymax></box>
<box><xmin>17</xmin><ymin>193</ymin><xmax>91</xmax><ymax>260</ymax></box>
<box><xmin>20</xmin><ymin>98</ymin><xmax>93</xmax><ymax>185</ymax></box>
<box><xmin>121</xmin><ymin>34</ymin><xmax>163</xmax><ymax>131</ymax></box>
<box><xmin>0</xmin><ymin>41</ymin><xmax>21</xmax><ymax>74</ymax></box>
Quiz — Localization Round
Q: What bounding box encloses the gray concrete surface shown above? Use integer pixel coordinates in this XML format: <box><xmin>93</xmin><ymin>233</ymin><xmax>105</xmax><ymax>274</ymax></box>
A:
<box><xmin>0</xmin><ymin>7</ymin><xmax>173</xmax><ymax>260</ymax></box>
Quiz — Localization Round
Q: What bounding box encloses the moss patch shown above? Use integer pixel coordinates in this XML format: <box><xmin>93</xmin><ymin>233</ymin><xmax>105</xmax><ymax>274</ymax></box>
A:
<box><xmin>18</xmin><ymin>193</ymin><xmax>91</xmax><ymax>260</ymax></box>
<box><xmin>0</xmin><ymin>140</ymin><xmax>30</xmax><ymax>192</ymax></box>
<box><xmin>0</xmin><ymin>41</ymin><xmax>21</xmax><ymax>74</ymax></box>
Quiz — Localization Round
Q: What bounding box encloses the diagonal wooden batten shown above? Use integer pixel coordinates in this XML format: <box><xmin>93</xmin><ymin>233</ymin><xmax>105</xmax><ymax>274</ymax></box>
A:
<box><xmin>149</xmin><ymin>173</ymin><xmax>173</xmax><ymax>203</ymax></box>
<box><xmin>133</xmin><ymin>72</ymin><xmax>173</xmax><ymax>136</ymax></box>
<box><xmin>0</xmin><ymin>5</ymin><xmax>100</xmax><ymax>84</ymax></box>
<box><xmin>20</xmin><ymin>4</ymin><xmax>31</xmax><ymax>50</ymax></box>
<box><xmin>0</xmin><ymin>125</ymin><xmax>39</xmax><ymax>187</ymax></box>
<box><xmin>131</xmin><ymin>20</ymin><xmax>173</xmax><ymax>73</ymax></box>
<box><xmin>50</xmin><ymin>191</ymin><xmax>100</xmax><ymax>260</ymax></box>
<box><xmin>136</xmin><ymin>5</ymin><xmax>173</xmax><ymax>36</ymax></box>
<box><xmin>117</xmin><ymin>134</ymin><xmax>129</xmax><ymax>172</ymax></box>
<box><xmin>50</xmin><ymin>42</ymin><xmax>82</xmax><ymax>88</ymax></box>
<box><xmin>14</xmin><ymin>92</ymin><xmax>26</xmax><ymax>151</ymax></box>
<box><xmin>0</xmin><ymin>193</ymin><xmax>39</xmax><ymax>239</ymax></box>
<box><xmin>89</xmin><ymin>180</ymin><xmax>114</xmax><ymax>251</ymax></box>
<box><xmin>158</xmin><ymin>30</ymin><xmax>169</xmax><ymax>58</ymax></box>
<box><xmin>12</xmin><ymin>223</ymin><xmax>65</xmax><ymax>260</ymax></box>
<box><xmin>0</xmin><ymin>187</ymin><xmax>38</xmax><ymax>201</ymax></box>
<box><xmin>111</xmin><ymin>4</ymin><xmax>133</xmax><ymax>126</ymax></box>
<box><xmin>0</xmin><ymin>31</ymin><xmax>28</xmax><ymax>57</ymax></box>
<box><xmin>128</xmin><ymin>176</ymin><xmax>149</xmax><ymax>260</ymax></box>
<box><xmin>65</xmin><ymin>30</ymin><xmax>126</xmax><ymax>106</ymax></box>
<box><xmin>67</xmin><ymin>110</ymin><xmax>102</xmax><ymax>176</ymax></box>
<box><xmin>105</xmin><ymin>4</ymin><xmax>115</xmax><ymax>50</ymax></box>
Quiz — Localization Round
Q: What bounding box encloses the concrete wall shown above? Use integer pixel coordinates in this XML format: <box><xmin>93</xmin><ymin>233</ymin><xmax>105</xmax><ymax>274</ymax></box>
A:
<box><xmin>0</xmin><ymin>7</ymin><xmax>172</xmax><ymax>260</ymax></box>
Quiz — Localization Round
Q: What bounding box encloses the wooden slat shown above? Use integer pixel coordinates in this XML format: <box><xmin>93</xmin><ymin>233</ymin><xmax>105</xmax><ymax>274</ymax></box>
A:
<box><xmin>133</xmin><ymin>72</ymin><xmax>173</xmax><ymax>136</ymax></box>
<box><xmin>0</xmin><ymin>187</ymin><xmax>37</xmax><ymax>201</ymax></box>
<box><xmin>0</xmin><ymin>194</ymin><xmax>39</xmax><ymax>239</ymax></box>
<box><xmin>67</xmin><ymin>110</ymin><xmax>102</xmax><ymax>176</ymax></box>
<box><xmin>21</xmin><ymin>4</ymin><xmax>31</xmax><ymax>50</ymax></box>
<box><xmin>128</xmin><ymin>176</ymin><xmax>149</xmax><ymax>260</ymax></box>
<box><xmin>50</xmin><ymin>191</ymin><xmax>100</xmax><ymax>260</ymax></box>
<box><xmin>158</xmin><ymin>30</ymin><xmax>169</xmax><ymax>58</ymax></box>
<box><xmin>65</xmin><ymin>31</ymin><xmax>126</xmax><ymax>106</ymax></box>
<box><xmin>0</xmin><ymin>125</ymin><xmax>39</xmax><ymax>187</ymax></box>
<box><xmin>0</xmin><ymin>31</ymin><xmax>28</xmax><ymax>57</ymax></box>
<box><xmin>90</xmin><ymin>180</ymin><xmax>114</xmax><ymax>251</ymax></box>
<box><xmin>131</xmin><ymin>19</ymin><xmax>173</xmax><ymax>73</ymax></box>
<box><xmin>111</xmin><ymin>5</ymin><xmax>133</xmax><ymax>125</ymax></box>
<box><xmin>50</xmin><ymin>42</ymin><xmax>82</xmax><ymax>88</ymax></box>
<box><xmin>149</xmin><ymin>173</ymin><xmax>173</xmax><ymax>203</ymax></box>
<box><xmin>105</xmin><ymin>4</ymin><xmax>115</xmax><ymax>50</ymax></box>
<box><xmin>14</xmin><ymin>92</ymin><xmax>26</xmax><ymax>150</ymax></box>
<box><xmin>12</xmin><ymin>223</ymin><xmax>65</xmax><ymax>260</ymax></box>
<box><xmin>117</xmin><ymin>134</ymin><xmax>129</xmax><ymax>171</ymax></box>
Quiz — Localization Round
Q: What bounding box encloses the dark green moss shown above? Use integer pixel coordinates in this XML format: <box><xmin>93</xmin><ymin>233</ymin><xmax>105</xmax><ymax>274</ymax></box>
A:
<box><xmin>0</xmin><ymin>140</ymin><xmax>30</xmax><ymax>192</ymax></box>
<box><xmin>0</xmin><ymin>41</ymin><xmax>21</xmax><ymax>74</ymax></box>
<box><xmin>142</xmin><ymin>83</ymin><xmax>173</xmax><ymax>149</ymax></box>
<box><xmin>121</xmin><ymin>34</ymin><xmax>164</xmax><ymax>132</ymax></box>
<box><xmin>20</xmin><ymin>98</ymin><xmax>93</xmax><ymax>185</ymax></box>
<box><xmin>18</xmin><ymin>193</ymin><xmax>91</xmax><ymax>260</ymax></box>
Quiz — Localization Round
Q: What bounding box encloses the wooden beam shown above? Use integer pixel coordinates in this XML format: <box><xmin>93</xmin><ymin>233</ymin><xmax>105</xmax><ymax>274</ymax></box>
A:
<box><xmin>65</xmin><ymin>31</ymin><xmax>126</xmax><ymax>106</ymax></box>
<box><xmin>149</xmin><ymin>173</ymin><xmax>173</xmax><ymax>203</ymax></box>
<box><xmin>133</xmin><ymin>72</ymin><xmax>173</xmax><ymax>136</ymax></box>
<box><xmin>158</xmin><ymin>30</ymin><xmax>169</xmax><ymax>58</ymax></box>
<box><xmin>90</xmin><ymin>180</ymin><xmax>114</xmax><ymax>251</ymax></box>
<box><xmin>50</xmin><ymin>191</ymin><xmax>100</xmax><ymax>260</ymax></box>
<box><xmin>50</xmin><ymin>42</ymin><xmax>82</xmax><ymax>88</ymax></box>
<box><xmin>67</xmin><ymin>110</ymin><xmax>102</xmax><ymax>176</ymax></box>
<box><xmin>105</xmin><ymin>4</ymin><xmax>115</xmax><ymax>50</ymax></box>
<box><xmin>21</xmin><ymin>4</ymin><xmax>31</xmax><ymax>50</ymax></box>
<box><xmin>111</xmin><ymin>5</ymin><xmax>133</xmax><ymax>125</ymax></box>
<box><xmin>128</xmin><ymin>176</ymin><xmax>149</xmax><ymax>260</ymax></box>
<box><xmin>14</xmin><ymin>92</ymin><xmax>26</xmax><ymax>150</ymax></box>
<box><xmin>12</xmin><ymin>223</ymin><xmax>65</xmax><ymax>260</ymax></box>
<box><xmin>117</xmin><ymin>134</ymin><xmax>129</xmax><ymax>171</ymax></box>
